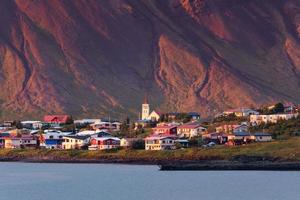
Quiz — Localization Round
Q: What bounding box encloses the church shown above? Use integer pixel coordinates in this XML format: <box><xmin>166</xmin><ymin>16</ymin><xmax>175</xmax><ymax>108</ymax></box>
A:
<box><xmin>141</xmin><ymin>98</ymin><xmax>161</xmax><ymax>122</ymax></box>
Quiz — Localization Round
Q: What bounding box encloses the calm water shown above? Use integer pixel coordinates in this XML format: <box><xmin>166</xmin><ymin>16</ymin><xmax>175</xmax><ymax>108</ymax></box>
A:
<box><xmin>0</xmin><ymin>163</ymin><xmax>300</xmax><ymax>200</ymax></box>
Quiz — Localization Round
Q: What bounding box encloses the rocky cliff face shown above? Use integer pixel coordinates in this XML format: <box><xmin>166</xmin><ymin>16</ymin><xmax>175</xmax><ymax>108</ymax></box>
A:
<box><xmin>0</xmin><ymin>0</ymin><xmax>300</xmax><ymax>119</ymax></box>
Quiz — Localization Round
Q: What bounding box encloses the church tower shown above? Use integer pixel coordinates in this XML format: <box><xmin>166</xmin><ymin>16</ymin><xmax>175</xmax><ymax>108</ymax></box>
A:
<box><xmin>141</xmin><ymin>95</ymin><xmax>150</xmax><ymax>120</ymax></box>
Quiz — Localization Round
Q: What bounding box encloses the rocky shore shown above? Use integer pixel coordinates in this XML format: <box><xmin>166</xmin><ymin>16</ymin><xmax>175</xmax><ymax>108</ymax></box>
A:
<box><xmin>1</xmin><ymin>154</ymin><xmax>300</xmax><ymax>171</ymax></box>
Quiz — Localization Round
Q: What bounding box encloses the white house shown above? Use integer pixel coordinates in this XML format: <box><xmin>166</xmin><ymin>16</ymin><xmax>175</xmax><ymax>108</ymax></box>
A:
<box><xmin>21</xmin><ymin>121</ymin><xmax>43</xmax><ymax>130</ymax></box>
<box><xmin>62</xmin><ymin>135</ymin><xmax>90</xmax><ymax>149</ymax></box>
<box><xmin>250</xmin><ymin>113</ymin><xmax>298</xmax><ymax>125</ymax></box>
<box><xmin>144</xmin><ymin>136</ymin><xmax>177</xmax><ymax>150</ymax></box>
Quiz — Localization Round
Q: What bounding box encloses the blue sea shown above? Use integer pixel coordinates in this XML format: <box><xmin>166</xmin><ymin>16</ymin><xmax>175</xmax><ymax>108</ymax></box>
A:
<box><xmin>0</xmin><ymin>162</ymin><xmax>299</xmax><ymax>200</ymax></box>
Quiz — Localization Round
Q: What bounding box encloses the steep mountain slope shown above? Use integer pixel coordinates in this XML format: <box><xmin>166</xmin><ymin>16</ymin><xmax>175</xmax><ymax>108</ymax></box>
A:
<box><xmin>0</xmin><ymin>0</ymin><xmax>300</xmax><ymax>119</ymax></box>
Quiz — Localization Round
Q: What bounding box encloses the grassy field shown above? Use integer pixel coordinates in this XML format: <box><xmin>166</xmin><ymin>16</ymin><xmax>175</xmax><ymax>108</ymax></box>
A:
<box><xmin>1</xmin><ymin>137</ymin><xmax>300</xmax><ymax>162</ymax></box>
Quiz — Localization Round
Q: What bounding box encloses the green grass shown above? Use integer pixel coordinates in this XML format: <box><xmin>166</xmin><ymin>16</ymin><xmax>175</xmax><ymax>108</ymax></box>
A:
<box><xmin>1</xmin><ymin>137</ymin><xmax>300</xmax><ymax>162</ymax></box>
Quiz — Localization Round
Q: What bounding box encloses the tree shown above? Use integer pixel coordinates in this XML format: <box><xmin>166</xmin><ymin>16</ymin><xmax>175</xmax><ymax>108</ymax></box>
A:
<box><xmin>273</xmin><ymin>102</ymin><xmax>284</xmax><ymax>113</ymax></box>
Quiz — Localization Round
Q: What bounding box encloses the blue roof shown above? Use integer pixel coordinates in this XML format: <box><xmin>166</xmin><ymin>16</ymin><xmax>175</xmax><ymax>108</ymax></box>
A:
<box><xmin>45</xmin><ymin>139</ymin><xmax>62</xmax><ymax>145</ymax></box>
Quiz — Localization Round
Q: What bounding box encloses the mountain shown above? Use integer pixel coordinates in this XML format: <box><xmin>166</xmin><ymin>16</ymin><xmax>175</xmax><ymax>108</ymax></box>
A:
<box><xmin>0</xmin><ymin>0</ymin><xmax>300</xmax><ymax>120</ymax></box>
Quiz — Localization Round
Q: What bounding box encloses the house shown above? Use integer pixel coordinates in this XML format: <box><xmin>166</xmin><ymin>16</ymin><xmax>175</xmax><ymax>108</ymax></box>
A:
<box><xmin>177</xmin><ymin>123</ymin><xmax>206</xmax><ymax>138</ymax></box>
<box><xmin>120</xmin><ymin>138</ymin><xmax>140</xmax><ymax>148</ymax></box>
<box><xmin>202</xmin><ymin>132</ymin><xmax>228</xmax><ymax>144</ymax></box>
<box><xmin>62</xmin><ymin>135</ymin><xmax>90</xmax><ymax>149</ymax></box>
<box><xmin>88</xmin><ymin>137</ymin><xmax>120</xmax><ymax>150</ymax></box>
<box><xmin>41</xmin><ymin>130</ymin><xmax>71</xmax><ymax>149</ymax></box>
<box><xmin>227</xmin><ymin>132</ymin><xmax>255</xmax><ymax>145</ymax></box>
<box><xmin>20</xmin><ymin>135</ymin><xmax>39</xmax><ymax>148</ymax></box>
<box><xmin>90</xmin><ymin>121</ymin><xmax>121</xmax><ymax>131</ymax></box>
<box><xmin>2</xmin><ymin>137</ymin><xmax>22</xmax><ymax>149</ymax></box>
<box><xmin>216</xmin><ymin>124</ymin><xmax>248</xmax><ymax>133</ymax></box>
<box><xmin>253</xmin><ymin>133</ymin><xmax>272</xmax><ymax>142</ymax></box>
<box><xmin>152</xmin><ymin>125</ymin><xmax>177</xmax><ymax>135</ymax></box>
<box><xmin>187</xmin><ymin>112</ymin><xmax>200</xmax><ymax>120</ymax></box>
<box><xmin>44</xmin><ymin>115</ymin><xmax>71</xmax><ymax>124</ymax></box>
<box><xmin>223</xmin><ymin>108</ymin><xmax>259</xmax><ymax>117</ymax></box>
<box><xmin>21</xmin><ymin>121</ymin><xmax>43</xmax><ymax>130</ymax></box>
<box><xmin>144</xmin><ymin>135</ymin><xmax>177</xmax><ymax>150</ymax></box>
<box><xmin>3</xmin><ymin>121</ymin><xmax>14</xmax><ymax>128</ymax></box>
<box><xmin>250</xmin><ymin>113</ymin><xmax>298</xmax><ymax>125</ymax></box>
<box><xmin>74</xmin><ymin>119</ymin><xmax>101</xmax><ymax>125</ymax></box>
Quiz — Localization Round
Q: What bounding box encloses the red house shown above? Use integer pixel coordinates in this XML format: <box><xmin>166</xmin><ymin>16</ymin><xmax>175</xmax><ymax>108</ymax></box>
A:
<box><xmin>88</xmin><ymin>137</ymin><xmax>120</xmax><ymax>150</ymax></box>
<box><xmin>44</xmin><ymin>115</ymin><xmax>71</xmax><ymax>124</ymax></box>
<box><xmin>152</xmin><ymin>125</ymin><xmax>177</xmax><ymax>135</ymax></box>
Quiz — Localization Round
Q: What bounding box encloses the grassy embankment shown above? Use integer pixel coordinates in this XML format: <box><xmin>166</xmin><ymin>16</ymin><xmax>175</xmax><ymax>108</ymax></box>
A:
<box><xmin>1</xmin><ymin>137</ymin><xmax>300</xmax><ymax>162</ymax></box>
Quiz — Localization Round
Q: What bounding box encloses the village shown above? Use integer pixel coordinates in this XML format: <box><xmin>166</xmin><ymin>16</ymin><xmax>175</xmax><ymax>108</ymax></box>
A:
<box><xmin>0</xmin><ymin>99</ymin><xmax>299</xmax><ymax>151</ymax></box>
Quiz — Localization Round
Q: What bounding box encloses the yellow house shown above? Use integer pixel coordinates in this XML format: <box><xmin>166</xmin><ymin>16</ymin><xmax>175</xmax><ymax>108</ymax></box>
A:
<box><xmin>148</xmin><ymin>110</ymin><xmax>161</xmax><ymax>121</ymax></box>
<box><xmin>62</xmin><ymin>135</ymin><xmax>90</xmax><ymax>149</ymax></box>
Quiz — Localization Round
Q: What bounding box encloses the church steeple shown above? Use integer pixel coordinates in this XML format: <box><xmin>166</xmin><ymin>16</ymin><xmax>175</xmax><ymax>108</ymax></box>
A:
<box><xmin>142</xmin><ymin>94</ymin><xmax>150</xmax><ymax>120</ymax></box>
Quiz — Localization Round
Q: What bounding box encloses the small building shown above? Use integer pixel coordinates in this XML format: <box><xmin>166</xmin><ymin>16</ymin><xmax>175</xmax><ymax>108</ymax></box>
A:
<box><xmin>144</xmin><ymin>136</ymin><xmax>177</xmax><ymax>150</ymax></box>
<box><xmin>62</xmin><ymin>135</ymin><xmax>90</xmax><ymax>150</ymax></box>
<box><xmin>120</xmin><ymin>138</ymin><xmax>140</xmax><ymax>148</ymax></box>
<box><xmin>216</xmin><ymin>124</ymin><xmax>248</xmax><ymax>134</ymax></box>
<box><xmin>88</xmin><ymin>137</ymin><xmax>120</xmax><ymax>150</ymax></box>
<box><xmin>253</xmin><ymin>133</ymin><xmax>272</xmax><ymax>142</ymax></box>
<box><xmin>44</xmin><ymin>115</ymin><xmax>71</xmax><ymax>124</ymax></box>
<box><xmin>177</xmin><ymin>123</ymin><xmax>206</xmax><ymax>138</ymax></box>
<box><xmin>187</xmin><ymin>112</ymin><xmax>200</xmax><ymax>120</ymax></box>
<box><xmin>1</xmin><ymin>137</ymin><xmax>22</xmax><ymax>149</ymax></box>
<box><xmin>20</xmin><ymin>135</ymin><xmax>38</xmax><ymax>148</ymax></box>
<box><xmin>202</xmin><ymin>132</ymin><xmax>228</xmax><ymax>144</ymax></box>
<box><xmin>152</xmin><ymin>125</ymin><xmax>177</xmax><ymax>135</ymax></box>
<box><xmin>227</xmin><ymin>132</ymin><xmax>255</xmax><ymax>145</ymax></box>
<box><xmin>21</xmin><ymin>121</ymin><xmax>43</xmax><ymax>130</ymax></box>
<box><xmin>74</xmin><ymin>119</ymin><xmax>101</xmax><ymax>125</ymax></box>
<box><xmin>90</xmin><ymin>121</ymin><xmax>121</xmax><ymax>131</ymax></box>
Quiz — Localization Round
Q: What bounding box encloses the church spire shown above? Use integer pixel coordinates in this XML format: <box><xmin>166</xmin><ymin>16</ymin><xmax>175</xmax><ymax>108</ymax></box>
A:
<box><xmin>143</xmin><ymin>93</ymin><xmax>148</xmax><ymax>104</ymax></box>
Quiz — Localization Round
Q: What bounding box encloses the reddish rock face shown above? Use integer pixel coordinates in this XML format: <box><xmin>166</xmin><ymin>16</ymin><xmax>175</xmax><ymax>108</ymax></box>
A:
<box><xmin>0</xmin><ymin>0</ymin><xmax>299</xmax><ymax>119</ymax></box>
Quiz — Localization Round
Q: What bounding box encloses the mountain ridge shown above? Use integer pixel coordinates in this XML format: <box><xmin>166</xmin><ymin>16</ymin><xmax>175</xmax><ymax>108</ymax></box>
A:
<box><xmin>0</xmin><ymin>0</ymin><xmax>299</xmax><ymax>120</ymax></box>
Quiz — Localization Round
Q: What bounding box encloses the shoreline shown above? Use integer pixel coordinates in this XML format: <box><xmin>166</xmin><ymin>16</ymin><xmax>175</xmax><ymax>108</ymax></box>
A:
<box><xmin>2</xmin><ymin>156</ymin><xmax>300</xmax><ymax>171</ymax></box>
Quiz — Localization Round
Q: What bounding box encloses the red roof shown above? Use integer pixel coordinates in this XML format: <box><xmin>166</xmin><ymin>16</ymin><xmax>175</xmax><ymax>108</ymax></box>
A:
<box><xmin>44</xmin><ymin>115</ymin><xmax>70</xmax><ymax>123</ymax></box>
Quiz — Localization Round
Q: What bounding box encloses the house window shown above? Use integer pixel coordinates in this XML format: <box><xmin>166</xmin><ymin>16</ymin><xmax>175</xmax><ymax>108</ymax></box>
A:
<box><xmin>49</xmin><ymin>135</ymin><xmax>53</xmax><ymax>139</ymax></box>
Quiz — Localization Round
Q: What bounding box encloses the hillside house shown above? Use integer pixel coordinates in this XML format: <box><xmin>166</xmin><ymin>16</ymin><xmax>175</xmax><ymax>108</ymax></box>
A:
<box><xmin>223</xmin><ymin>108</ymin><xmax>259</xmax><ymax>117</ymax></box>
<box><xmin>152</xmin><ymin>125</ymin><xmax>177</xmax><ymax>135</ymax></box>
<box><xmin>202</xmin><ymin>132</ymin><xmax>228</xmax><ymax>144</ymax></box>
<box><xmin>21</xmin><ymin>121</ymin><xmax>43</xmax><ymax>130</ymax></box>
<box><xmin>250</xmin><ymin>113</ymin><xmax>298</xmax><ymax>125</ymax></box>
<box><xmin>88</xmin><ymin>137</ymin><xmax>120</xmax><ymax>150</ymax></box>
<box><xmin>177</xmin><ymin>123</ymin><xmax>206</xmax><ymax>138</ymax></box>
<box><xmin>216</xmin><ymin>124</ymin><xmax>248</xmax><ymax>133</ymax></box>
<box><xmin>144</xmin><ymin>136</ymin><xmax>178</xmax><ymax>150</ymax></box>
<box><xmin>62</xmin><ymin>135</ymin><xmax>90</xmax><ymax>150</ymax></box>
